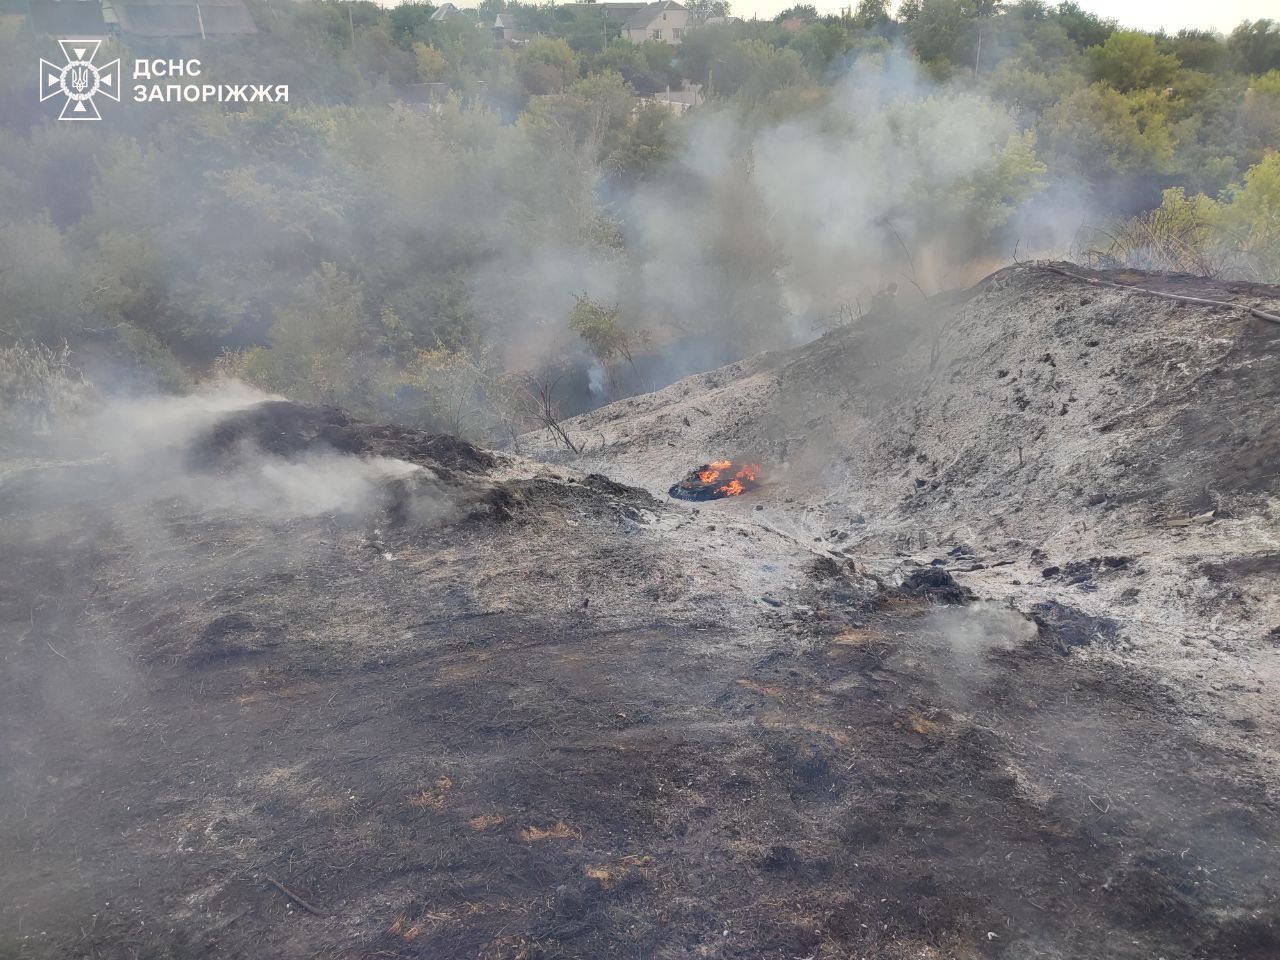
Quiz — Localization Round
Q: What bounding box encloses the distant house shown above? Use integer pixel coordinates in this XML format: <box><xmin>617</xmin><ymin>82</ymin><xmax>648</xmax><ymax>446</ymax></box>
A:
<box><xmin>22</xmin><ymin>0</ymin><xmax>256</xmax><ymax>38</ymax></box>
<box><xmin>560</xmin><ymin>1</ymin><xmax>647</xmax><ymax>28</ymax></box>
<box><xmin>399</xmin><ymin>81</ymin><xmax>453</xmax><ymax>113</ymax></box>
<box><xmin>430</xmin><ymin>2</ymin><xmax>469</xmax><ymax>21</ymax></box>
<box><xmin>635</xmin><ymin>83</ymin><xmax>701</xmax><ymax>115</ymax></box>
<box><xmin>484</xmin><ymin>12</ymin><xmax>528</xmax><ymax>44</ymax></box>
<box><xmin>28</xmin><ymin>0</ymin><xmax>110</xmax><ymax>39</ymax></box>
<box><xmin>620</xmin><ymin>0</ymin><xmax>687</xmax><ymax>44</ymax></box>
<box><xmin>106</xmin><ymin>0</ymin><xmax>256</xmax><ymax>37</ymax></box>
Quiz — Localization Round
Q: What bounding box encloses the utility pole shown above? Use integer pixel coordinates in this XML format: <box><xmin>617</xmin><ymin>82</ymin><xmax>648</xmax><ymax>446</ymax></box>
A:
<box><xmin>349</xmin><ymin>4</ymin><xmax>355</xmax><ymax>46</ymax></box>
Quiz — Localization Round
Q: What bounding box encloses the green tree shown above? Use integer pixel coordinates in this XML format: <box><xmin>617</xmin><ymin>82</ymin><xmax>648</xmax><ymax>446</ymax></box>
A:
<box><xmin>413</xmin><ymin>42</ymin><xmax>450</xmax><ymax>80</ymax></box>
<box><xmin>775</xmin><ymin>4</ymin><xmax>818</xmax><ymax>21</ymax></box>
<box><xmin>1219</xmin><ymin>153</ymin><xmax>1280</xmax><ymax>280</ymax></box>
<box><xmin>568</xmin><ymin>293</ymin><xmax>644</xmax><ymax>394</ymax></box>
<box><xmin>1054</xmin><ymin>0</ymin><xmax>1114</xmax><ymax>51</ymax></box>
<box><xmin>907</xmin><ymin>0</ymin><xmax>966</xmax><ymax>67</ymax></box>
<box><xmin>1165</xmin><ymin>29</ymin><xmax>1229</xmax><ymax>74</ymax></box>
<box><xmin>1241</xmin><ymin>71</ymin><xmax>1280</xmax><ymax>162</ymax></box>
<box><xmin>519</xmin><ymin>35</ymin><xmax>581</xmax><ymax>94</ymax></box>
<box><xmin>1040</xmin><ymin>84</ymin><xmax>1174</xmax><ymax>181</ymax></box>
<box><xmin>1087</xmin><ymin>31</ymin><xmax>1178</xmax><ymax>92</ymax></box>
<box><xmin>0</xmin><ymin>218</ymin><xmax>82</xmax><ymax>340</ymax></box>
<box><xmin>852</xmin><ymin>0</ymin><xmax>892</xmax><ymax>30</ymax></box>
<box><xmin>243</xmin><ymin>264</ymin><xmax>374</xmax><ymax>409</ymax></box>
<box><xmin>1228</xmin><ymin>19</ymin><xmax>1280</xmax><ymax>76</ymax></box>
<box><xmin>686</xmin><ymin>0</ymin><xmax>732</xmax><ymax>25</ymax></box>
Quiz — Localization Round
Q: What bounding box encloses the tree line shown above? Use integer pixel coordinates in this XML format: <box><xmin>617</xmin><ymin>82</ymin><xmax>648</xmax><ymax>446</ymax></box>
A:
<box><xmin>0</xmin><ymin>1</ymin><xmax>1277</xmax><ymax>440</ymax></box>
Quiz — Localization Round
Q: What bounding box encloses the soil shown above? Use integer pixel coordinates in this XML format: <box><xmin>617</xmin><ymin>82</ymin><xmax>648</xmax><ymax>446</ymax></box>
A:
<box><xmin>3</xmin><ymin>264</ymin><xmax>1280</xmax><ymax>960</ymax></box>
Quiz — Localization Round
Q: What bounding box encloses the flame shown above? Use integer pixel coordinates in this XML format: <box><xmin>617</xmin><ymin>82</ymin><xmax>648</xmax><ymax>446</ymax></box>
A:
<box><xmin>714</xmin><ymin>463</ymin><xmax>761</xmax><ymax>497</ymax></box>
<box><xmin>698</xmin><ymin>459</ymin><xmax>733</xmax><ymax>484</ymax></box>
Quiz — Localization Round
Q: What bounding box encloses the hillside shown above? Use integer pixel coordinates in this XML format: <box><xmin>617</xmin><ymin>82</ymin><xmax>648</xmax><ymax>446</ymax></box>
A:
<box><xmin>527</xmin><ymin>263</ymin><xmax>1280</xmax><ymax>740</ymax></box>
<box><xmin>2</xmin><ymin>264</ymin><xmax>1280</xmax><ymax>960</ymax></box>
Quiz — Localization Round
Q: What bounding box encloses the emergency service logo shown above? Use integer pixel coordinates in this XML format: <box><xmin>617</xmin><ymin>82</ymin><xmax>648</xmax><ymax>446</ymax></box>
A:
<box><xmin>39</xmin><ymin>40</ymin><xmax>121</xmax><ymax>120</ymax></box>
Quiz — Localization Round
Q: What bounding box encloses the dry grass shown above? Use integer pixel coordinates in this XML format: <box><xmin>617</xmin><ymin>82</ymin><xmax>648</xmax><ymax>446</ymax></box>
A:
<box><xmin>584</xmin><ymin>855</ymin><xmax>654</xmax><ymax>889</ymax></box>
<box><xmin>736</xmin><ymin>678</ymin><xmax>787</xmax><ymax>699</ymax></box>
<box><xmin>519</xmin><ymin>820</ymin><xmax>580</xmax><ymax>842</ymax></box>
<box><xmin>906</xmin><ymin>711</ymin><xmax>943</xmax><ymax>736</ymax></box>
<box><xmin>1072</xmin><ymin>193</ymin><xmax>1265</xmax><ymax>280</ymax></box>
<box><xmin>468</xmin><ymin>813</ymin><xmax>505</xmax><ymax>831</ymax></box>
<box><xmin>387</xmin><ymin>910</ymin><xmax>454</xmax><ymax>941</ymax></box>
<box><xmin>406</xmin><ymin>777</ymin><xmax>453</xmax><ymax>810</ymax></box>
<box><xmin>0</xmin><ymin>340</ymin><xmax>94</xmax><ymax>438</ymax></box>
<box><xmin>831</xmin><ymin>627</ymin><xmax>877</xmax><ymax>647</ymax></box>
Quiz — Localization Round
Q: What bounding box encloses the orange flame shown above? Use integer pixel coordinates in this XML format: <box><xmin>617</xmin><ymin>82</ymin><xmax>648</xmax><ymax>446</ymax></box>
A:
<box><xmin>713</xmin><ymin>463</ymin><xmax>761</xmax><ymax>497</ymax></box>
<box><xmin>698</xmin><ymin>459</ymin><xmax>733</xmax><ymax>484</ymax></box>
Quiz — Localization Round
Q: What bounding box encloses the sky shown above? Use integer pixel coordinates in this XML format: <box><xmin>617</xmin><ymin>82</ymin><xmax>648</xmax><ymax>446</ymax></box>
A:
<box><xmin>736</xmin><ymin>0</ymin><xmax>1276</xmax><ymax>34</ymax></box>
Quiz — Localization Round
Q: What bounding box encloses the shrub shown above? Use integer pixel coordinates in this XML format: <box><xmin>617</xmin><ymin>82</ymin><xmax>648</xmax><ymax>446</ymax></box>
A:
<box><xmin>0</xmin><ymin>340</ymin><xmax>94</xmax><ymax>438</ymax></box>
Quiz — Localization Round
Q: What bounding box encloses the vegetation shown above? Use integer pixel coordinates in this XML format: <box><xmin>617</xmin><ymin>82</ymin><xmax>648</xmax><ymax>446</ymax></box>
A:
<box><xmin>2</xmin><ymin>4</ymin><xmax>1278</xmax><ymax>440</ymax></box>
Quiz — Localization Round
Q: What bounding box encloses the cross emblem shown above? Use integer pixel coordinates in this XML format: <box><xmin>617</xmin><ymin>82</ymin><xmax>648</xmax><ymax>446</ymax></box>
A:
<box><xmin>39</xmin><ymin>39</ymin><xmax>121</xmax><ymax>120</ymax></box>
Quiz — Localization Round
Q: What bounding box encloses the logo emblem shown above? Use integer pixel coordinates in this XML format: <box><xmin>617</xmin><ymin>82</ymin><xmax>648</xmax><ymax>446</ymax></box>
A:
<box><xmin>39</xmin><ymin>40</ymin><xmax>120</xmax><ymax>120</ymax></box>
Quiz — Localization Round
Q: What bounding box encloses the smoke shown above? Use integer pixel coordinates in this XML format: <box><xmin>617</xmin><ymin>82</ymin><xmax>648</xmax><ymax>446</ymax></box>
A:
<box><xmin>64</xmin><ymin>380</ymin><xmax>440</xmax><ymax>521</ymax></box>
<box><xmin>476</xmin><ymin>47</ymin><xmax>1077</xmax><ymax>393</ymax></box>
<box><xmin>916</xmin><ymin>601</ymin><xmax>1038</xmax><ymax>705</ymax></box>
<box><xmin>0</xmin><ymin>37</ymin><xmax>1095</xmax><ymax>427</ymax></box>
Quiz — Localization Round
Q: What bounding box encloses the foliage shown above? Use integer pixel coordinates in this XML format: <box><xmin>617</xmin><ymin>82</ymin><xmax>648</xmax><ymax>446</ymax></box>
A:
<box><xmin>1040</xmin><ymin>84</ymin><xmax>1174</xmax><ymax>181</ymax></box>
<box><xmin>1228</xmin><ymin>20</ymin><xmax>1280</xmax><ymax>76</ymax></box>
<box><xmin>1218</xmin><ymin>153</ymin><xmax>1280</xmax><ymax>280</ymax></box>
<box><xmin>3</xmin><ymin>0</ymin><xmax>1280</xmax><ymax>447</ymax></box>
<box><xmin>1087</xmin><ymin>155</ymin><xmax>1280</xmax><ymax>281</ymax></box>
<box><xmin>0</xmin><ymin>340</ymin><xmax>94</xmax><ymax>438</ymax></box>
<box><xmin>519</xmin><ymin>35</ymin><xmax>580</xmax><ymax>94</ymax></box>
<box><xmin>1082</xmin><ymin>187</ymin><xmax>1227</xmax><ymax>275</ymax></box>
<box><xmin>396</xmin><ymin>345</ymin><xmax>494</xmax><ymax>435</ymax></box>
<box><xmin>568</xmin><ymin>294</ymin><xmax>645</xmax><ymax>395</ymax></box>
<box><xmin>1087</xmin><ymin>32</ymin><xmax>1178</xmax><ymax>92</ymax></box>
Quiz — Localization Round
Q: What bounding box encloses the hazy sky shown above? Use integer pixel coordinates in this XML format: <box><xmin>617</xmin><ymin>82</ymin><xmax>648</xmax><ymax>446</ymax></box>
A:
<box><xmin>739</xmin><ymin>0</ymin><xmax>1274</xmax><ymax>33</ymax></box>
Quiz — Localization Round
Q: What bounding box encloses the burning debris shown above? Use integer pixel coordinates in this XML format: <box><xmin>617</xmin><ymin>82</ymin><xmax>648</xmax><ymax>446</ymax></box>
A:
<box><xmin>668</xmin><ymin>459</ymin><xmax>762</xmax><ymax>501</ymax></box>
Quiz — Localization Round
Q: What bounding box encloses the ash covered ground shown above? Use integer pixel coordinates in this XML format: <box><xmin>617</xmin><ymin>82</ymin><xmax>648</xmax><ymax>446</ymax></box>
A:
<box><xmin>3</xmin><ymin>265</ymin><xmax>1280</xmax><ymax>960</ymax></box>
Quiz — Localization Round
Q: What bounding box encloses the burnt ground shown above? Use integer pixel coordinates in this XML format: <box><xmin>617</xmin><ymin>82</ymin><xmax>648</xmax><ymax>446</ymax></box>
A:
<box><xmin>2</xmin><ymin>398</ymin><xmax>1279</xmax><ymax>960</ymax></box>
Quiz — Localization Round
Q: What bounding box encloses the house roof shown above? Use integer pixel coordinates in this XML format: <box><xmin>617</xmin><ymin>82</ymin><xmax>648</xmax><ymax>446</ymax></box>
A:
<box><xmin>429</xmin><ymin>2</ymin><xmax>457</xmax><ymax>20</ymax></box>
<box><xmin>105</xmin><ymin>0</ymin><xmax>256</xmax><ymax>36</ymax></box>
<box><xmin>29</xmin><ymin>0</ymin><xmax>109</xmax><ymax>35</ymax></box>
<box><xmin>562</xmin><ymin>1</ymin><xmax>646</xmax><ymax>16</ymax></box>
<box><xmin>621</xmin><ymin>0</ymin><xmax>683</xmax><ymax>30</ymax></box>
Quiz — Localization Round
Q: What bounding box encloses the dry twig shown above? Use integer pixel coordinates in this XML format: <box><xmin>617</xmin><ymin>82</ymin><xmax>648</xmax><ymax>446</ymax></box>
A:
<box><xmin>1038</xmin><ymin>264</ymin><xmax>1280</xmax><ymax>326</ymax></box>
<box><xmin>263</xmin><ymin>876</ymin><xmax>329</xmax><ymax>917</ymax></box>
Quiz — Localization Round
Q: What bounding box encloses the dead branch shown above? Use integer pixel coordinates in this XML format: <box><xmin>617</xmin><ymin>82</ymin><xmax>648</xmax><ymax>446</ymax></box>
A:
<box><xmin>1038</xmin><ymin>264</ymin><xmax>1280</xmax><ymax>326</ymax></box>
<box><xmin>263</xmin><ymin>876</ymin><xmax>329</xmax><ymax>917</ymax></box>
<box><xmin>880</xmin><ymin>218</ymin><xmax>927</xmax><ymax>298</ymax></box>
<box><xmin>523</xmin><ymin>374</ymin><xmax>581</xmax><ymax>454</ymax></box>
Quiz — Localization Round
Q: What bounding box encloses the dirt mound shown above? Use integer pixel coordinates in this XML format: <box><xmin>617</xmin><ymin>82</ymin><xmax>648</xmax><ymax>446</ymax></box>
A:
<box><xmin>523</xmin><ymin>263</ymin><xmax>1280</xmax><ymax>721</ymax></box>
<box><xmin>531</xmin><ymin>263</ymin><xmax>1280</xmax><ymax>516</ymax></box>
<box><xmin>190</xmin><ymin>400</ymin><xmax>496</xmax><ymax>474</ymax></box>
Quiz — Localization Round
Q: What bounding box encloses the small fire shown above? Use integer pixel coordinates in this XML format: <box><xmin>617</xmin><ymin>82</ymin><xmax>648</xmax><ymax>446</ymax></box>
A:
<box><xmin>698</xmin><ymin>459</ymin><xmax>733</xmax><ymax>484</ymax></box>
<box><xmin>670</xmin><ymin>459</ymin><xmax>764</xmax><ymax>501</ymax></box>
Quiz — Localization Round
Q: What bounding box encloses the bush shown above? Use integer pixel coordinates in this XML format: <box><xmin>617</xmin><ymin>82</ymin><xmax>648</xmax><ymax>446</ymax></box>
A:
<box><xmin>1082</xmin><ymin>154</ymin><xmax>1280</xmax><ymax>282</ymax></box>
<box><xmin>0</xmin><ymin>341</ymin><xmax>94</xmax><ymax>439</ymax></box>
